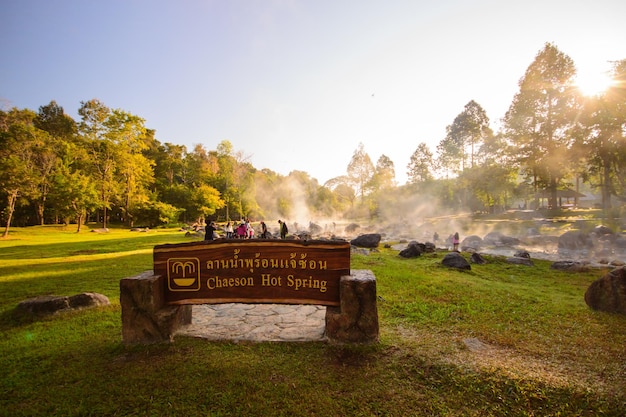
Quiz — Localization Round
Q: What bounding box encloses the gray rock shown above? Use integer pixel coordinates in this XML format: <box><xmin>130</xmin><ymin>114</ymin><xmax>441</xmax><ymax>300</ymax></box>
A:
<box><xmin>399</xmin><ymin>244</ymin><xmax>422</xmax><ymax>258</ymax></box>
<box><xmin>585</xmin><ymin>266</ymin><xmax>626</xmax><ymax>315</ymax></box>
<box><xmin>470</xmin><ymin>252</ymin><xmax>487</xmax><ymax>264</ymax></box>
<box><xmin>558</xmin><ymin>230</ymin><xmax>593</xmax><ymax>250</ymax></box>
<box><xmin>460</xmin><ymin>235</ymin><xmax>482</xmax><ymax>251</ymax></box>
<box><xmin>15</xmin><ymin>292</ymin><xmax>110</xmax><ymax>318</ymax></box>
<box><xmin>483</xmin><ymin>232</ymin><xmax>520</xmax><ymax>246</ymax></box>
<box><xmin>350</xmin><ymin>233</ymin><xmax>381</xmax><ymax>248</ymax></box>
<box><xmin>506</xmin><ymin>257</ymin><xmax>534</xmax><ymax>266</ymax></box>
<box><xmin>593</xmin><ymin>225</ymin><xmax>613</xmax><ymax>236</ymax></box>
<box><xmin>442</xmin><ymin>252</ymin><xmax>471</xmax><ymax>270</ymax></box>
<box><xmin>550</xmin><ymin>261</ymin><xmax>589</xmax><ymax>272</ymax></box>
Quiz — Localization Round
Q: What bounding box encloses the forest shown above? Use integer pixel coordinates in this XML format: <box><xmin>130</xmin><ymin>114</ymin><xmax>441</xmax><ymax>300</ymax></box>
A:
<box><xmin>1</xmin><ymin>44</ymin><xmax>625</xmax><ymax>236</ymax></box>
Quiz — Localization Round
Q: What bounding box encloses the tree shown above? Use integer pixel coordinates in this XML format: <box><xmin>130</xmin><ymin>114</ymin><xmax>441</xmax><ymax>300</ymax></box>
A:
<box><xmin>106</xmin><ymin>109</ymin><xmax>154</xmax><ymax>226</ymax></box>
<box><xmin>574</xmin><ymin>59</ymin><xmax>626</xmax><ymax>209</ymax></box>
<box><xmin>78</xmin><ymin>99</ymin><xmax>116</xmax><ymax>228</ymax></box>
<box><xmin>369</xmin><ymin>155</ymin><xmax>396</xmax><ymax>190</ymax></box>
<box><xmin>0</xmin><ymin>109</ymin><xmax>44</xmax><ymax>236</ymax></box>
<box><xmin>407</xmin><ymin>143</ymin><xmax>435</xmax><ymax>183</ymax></box>
<box><xmin>437</xmin><ymin>100</ymin><xmax>492</xmax><ymax>174</ymax></box>
<box><xmin>33</xmin><ymin>101</ymin><xmax>76</xmax><ymax>224</ymax></box>
<box><xmin>503</xmin><ymin>43</ymin><xmax>579</xmax><ymax>209</ymax></box>
<box><xmin>347</xmin><ymin>143</ymin><xmax>374</xmax><ymax>201</ymax></box>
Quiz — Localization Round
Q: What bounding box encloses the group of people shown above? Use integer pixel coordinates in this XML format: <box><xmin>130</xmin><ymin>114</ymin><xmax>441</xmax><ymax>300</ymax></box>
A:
<box><xmin>204</xmin><ymin>219</ymin><xmax>288</xmax><ymax>241</ymax></box>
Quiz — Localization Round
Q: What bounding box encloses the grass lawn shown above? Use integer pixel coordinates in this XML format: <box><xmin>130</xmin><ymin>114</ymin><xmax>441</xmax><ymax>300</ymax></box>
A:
<box><xmin>0</xmin><ymin>225</ymin><xmax>624</xmax><ymax>416</ymax></box>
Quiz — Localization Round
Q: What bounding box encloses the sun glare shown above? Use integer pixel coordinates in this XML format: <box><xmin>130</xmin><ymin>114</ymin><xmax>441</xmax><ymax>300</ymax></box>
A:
<box><xmin>575</xmin><ymin>69</ymin><xmax>614</xmax><ymax>97</ymax></box>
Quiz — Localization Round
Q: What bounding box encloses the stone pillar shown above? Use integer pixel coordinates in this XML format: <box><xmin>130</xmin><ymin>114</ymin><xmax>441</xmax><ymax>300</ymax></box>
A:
<box><xmin>120</xmin><ymin>271</ymin><xmax>192</xmax><ymax>344</ymax></box>
<box><xmin>325</xmin><ymin>269</ymin><xmax>379</xmax><ymax>344</ymax></box>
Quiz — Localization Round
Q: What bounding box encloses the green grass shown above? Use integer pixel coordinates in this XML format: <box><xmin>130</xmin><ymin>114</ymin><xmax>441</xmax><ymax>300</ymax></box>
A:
<box><xmin>1</xmin><ymin>226</ymin><xmax>625</xmax><ymax>416</ymax></box>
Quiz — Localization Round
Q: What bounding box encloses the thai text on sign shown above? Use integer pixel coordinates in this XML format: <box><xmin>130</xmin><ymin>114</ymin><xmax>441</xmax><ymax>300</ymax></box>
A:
<box><xmin>153</xmin><ymin>240</ymin><xmax>351</xmax><ymax>306</ymax></box>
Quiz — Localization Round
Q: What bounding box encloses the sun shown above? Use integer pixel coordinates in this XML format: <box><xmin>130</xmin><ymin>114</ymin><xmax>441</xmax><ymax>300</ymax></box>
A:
<box><xmin>575</xmin><ymin>69</ymin><xmax>614</xmax><ymax>97</ymax></box>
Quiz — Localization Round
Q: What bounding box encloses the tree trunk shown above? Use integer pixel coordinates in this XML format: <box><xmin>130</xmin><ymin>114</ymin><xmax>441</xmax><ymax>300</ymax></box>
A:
<box><xmin>2</xmin><ymin>190</ymin><xmax>18</xmax><ymax>238</ymax></box>
<box><xmin>76</xmin><ymin>212</ymin><xmax>83</xmax><ymax>233</ymax></box>
<box><xmin>602</xmin><ymin>160</ymin><xmax>612</xmax><ymax>210</ymax></box>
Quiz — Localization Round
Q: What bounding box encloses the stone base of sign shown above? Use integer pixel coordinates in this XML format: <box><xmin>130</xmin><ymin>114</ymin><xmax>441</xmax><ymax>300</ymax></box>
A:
<box><xmin>120</xmin><ymin>271</ymin><xmax>192</xmax><ymax>344</ymax></box>
<box><xmin>120</xmin><ymin>270</ymin><xmax>379</xmax><ymax>344</ymax></box>
<box><xmin>325</xmin><ymin>270</ymin><xmax>379</xmax><ymax>344</ymax></box>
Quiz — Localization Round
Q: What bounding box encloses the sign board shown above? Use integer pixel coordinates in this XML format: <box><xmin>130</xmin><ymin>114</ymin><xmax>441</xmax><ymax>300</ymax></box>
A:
<box><xmin>153</xmin><ymin>240</ymin><xmax>351</xmax><ymax>306</ymax></box>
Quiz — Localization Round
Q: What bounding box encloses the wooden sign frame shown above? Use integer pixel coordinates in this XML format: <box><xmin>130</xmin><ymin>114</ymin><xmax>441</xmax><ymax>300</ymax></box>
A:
<box><xmin>153</xmin><ymin>240</ymin><xmax>351</xmax><ymax>306</ymax></box>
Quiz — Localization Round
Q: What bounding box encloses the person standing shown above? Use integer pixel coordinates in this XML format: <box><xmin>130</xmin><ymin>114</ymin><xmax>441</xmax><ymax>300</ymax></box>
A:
<box><xmin>224</xmin><ymin>221</ymin><xmax>233</xmax><ymax>239</ymax></box>
<box><xmin>453</xmin><ymin>232</ymin><xmax>460</xmax><ymax>251</ymax></box>
<box><xmin>204</xmin><ymin>221</ymin><xmax>216</xmax><ymax>241</ymax></box>
<box><xmin>260</xmin><ymin>221</ymin><xmax>268</xmax><ymax>238</ymax></box>
<box><xmin>278</xmin><ymin>220</ymin><xmax>288</xmax><ymax>239</ymax></box>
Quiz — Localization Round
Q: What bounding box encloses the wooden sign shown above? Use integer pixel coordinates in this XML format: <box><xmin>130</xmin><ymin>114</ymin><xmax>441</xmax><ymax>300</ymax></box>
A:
<box><xmin>153</xmin><ymin>240</ymin><xmax>351</xmax><ymax>306</ymax></box>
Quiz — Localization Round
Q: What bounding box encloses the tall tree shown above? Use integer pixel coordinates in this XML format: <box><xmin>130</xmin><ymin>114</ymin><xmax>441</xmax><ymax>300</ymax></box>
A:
<box><xmin>0</xmin><ymin>109</ymin><xmax>44</xmax><ymax>236</ymax></box>
<box><xmin>78</xmin><ymin>99</ymin><xmax>116</xmax><ymax>228</ymax></box>
<box><xmin>347</xmin><ymin>142</ymin><xmax>374</xmax><ymax>201</ymax></box>
<box><xmin>574</xmin><ymin>59</ymin><xmax>626</xmax><ymax>209</ymax></box>
<box><xmin>369</xmin><ymin>155</ymin><xmax>396</xmax><ymax>190</ymax></box>
<box><xmin>437</xmin><ymin>100</ymin><xmax>492</xmax><ymax>173</ymax></box>
<box><xmin>503</xmin><ymin>43</ymin><xmax>579</xmax><ymax>209</ymax></box>
<box><xmin>106</xmin><ymin>109</ymin><xmax>154</xmax><ymax>226</ymax></box>
<box><xmin>407</xmin><ymin>143</ymin><xmax>435</xmax><ymax>183</ymax></box>
<box><xmin>33</xmin><ymin>101</ymin><xmax>76</xmax><ymax>224</ymax></box>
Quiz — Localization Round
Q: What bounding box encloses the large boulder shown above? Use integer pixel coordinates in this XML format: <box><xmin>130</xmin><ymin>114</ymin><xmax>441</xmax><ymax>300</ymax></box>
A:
<box><xmin>344</xmin><ymin>223</ymin><xmax>360</xmax><ymax>234</ymax></box>
<box><xmin>558</xmin><ymin>230</ymin><xmax>593</xmax><ymax>250</ymax></box>
<box><xmin>461</xmin><ymin>235</ymin><xmax>483</xmax><ymax>251</ymax></box>
<box><xmin>399</xmin><ymin>243</ymin><xmax>422</xmax><ymax>258</ymax></box>
<box><xmin>350</xmin><ymin>233</ymin><xmax>381</xmax><ymax>248</ymax></box>
<box><xmin>470</xmin><ymin>252</ymin><xmax>487</xmax><ymax>264</ymax></box>
<box><xmin>551</xmin><ymin>261</ymin><xmax>590</xmax><ymax>272</ymax></box>
<box><xmin>506</xmin><ymin>257</ymin><xmax>534</xmax><ymax>266</ymax></box>
<box><xmin>483</xmin><ymin>232</ymin><xmax>520</xmax><ymax>247</ymax></box>
<box><xmin>15</xmin><ymin>292</ymin><xmax>110</xmax><ymax>318</ymax></box>
<box><xmin>593</xmin><ymin>225</ymin><xmax>613</xmax><ymax>236</ymax></box>
<box><xmin>584</xmin><ymin>267</ymin><xmax>626</xmax><ymax>315</ymax></box>
<box><xmin>442</xmin><ymin>252</ymin><xmax>471</xmax><ymax>270</ymax></box>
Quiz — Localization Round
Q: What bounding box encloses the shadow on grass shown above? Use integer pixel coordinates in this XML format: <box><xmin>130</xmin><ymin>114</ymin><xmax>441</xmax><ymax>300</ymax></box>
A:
<box><xmin>0</xmin><ymin>233</ymin><xmax>194</xmax><ymax>260</ymax></box>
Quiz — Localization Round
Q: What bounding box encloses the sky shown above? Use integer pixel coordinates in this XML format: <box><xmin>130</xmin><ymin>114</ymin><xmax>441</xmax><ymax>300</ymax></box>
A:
<box><xmin>2</xmin><ymin>0</ymin><xmax>625</xmax><ymax>186</ymax></box>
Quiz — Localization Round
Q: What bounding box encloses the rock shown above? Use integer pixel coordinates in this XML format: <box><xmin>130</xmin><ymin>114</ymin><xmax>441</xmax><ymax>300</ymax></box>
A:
<box><xmin>399</xmin><ymin>244</ymin><xmax>422</xmax><ymax>258</ymax></box>
<box><xmin>91</xmin><ymin>228</ymin><xmax>109</xmax><ymax>233</ymax></box>
<box><xmin>483</xmin><ymin>232</ymin><xmax>520</xmax><ymax>246</ymax></box>
<box><xmin>442</xmin><ymin>252</ymin><xmax>471</xmax><ymax>270</ymax></box>
<box><xmin>514</xmin><ymin>250</ymin><xmax>531</xmax><ymax>259</ymax></box>
<box><xmin>506</xmin><ymin>257</ymin><xmax>534</xmax><ymax>266</ymax></box>
<box><xmin>350</xmin><ymin>233</ymin><xmax>381</xmax><ymax>248</ymax></box>
<box><xmin>68</xmin><ymin>292</ymin><xmax>110</xmax><ymax>308</ymax></box>
<box><xmin>308</xmin><ymin>222</ymin><xmax>323</xmax><ymax>235</ymax></box>
<box><xmin>584</xmin><ymin>267</ymin><xmax>626</xmax><ymax>315</ymax></box>
<box><xmin>550</xmin><ymin>261</ymin><xmax>590</xmax><ymax>272</ymax></box>
<box><xmin>15</xmin><ymin>292</ymin><xmax>110</xmax><ymax>318</ymax></box>
<box><xmin>558</xmin><ymin>230</ymin><xmax>593</xmax><ymax>250</ymax></box>
<box><xmin>470</xmin><ymin>252</ymin><xmax>487</xmax><ymax>264</ymax></box>
<box><xmin>344</xmin><ymin>223</ymin><xmax>360</xmax><ymax>233</ymax></box>
<box><xmin>423</xmin><ymin>242</ymin><xmax>436</xmax><ymax>253</ymax></box>
<box><xmin>593</xmin><ymin>225</ymin><xmax>613</xmax><ymax>236</ymax></box>
<box><xmin>460</xmin><ymin>235</ymin><xmax>482</xmax><ymax>251</ymax></box>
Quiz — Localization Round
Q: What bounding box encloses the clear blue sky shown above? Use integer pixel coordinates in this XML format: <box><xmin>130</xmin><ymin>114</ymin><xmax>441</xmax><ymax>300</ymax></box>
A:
<box><xmin>2</xmin><ymin>0</ymin><xmax>625</xmax><ymax>185</ymax></box>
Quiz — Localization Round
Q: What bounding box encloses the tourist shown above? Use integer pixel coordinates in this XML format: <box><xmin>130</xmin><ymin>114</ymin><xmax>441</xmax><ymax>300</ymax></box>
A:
<box><xmin>204</xmin><ymin>221</ymin><xmax>217</xmax><ymax>241</ymax></box>
<box><xmin>237</xmin><ymin>222</ymin><xmax>247</xmax><ymax>239</ymax></box>
<box><xmin>278</xmin><ymin>220</ymin><xmax>288</xmax><ymax>239</ymax></box>
<box><xmin>453</xmin><ymin>232</ymin><xmax>460</xmax><ymax>251</ymax></box>
<box><xmin>224</xmin><ymin>221</ymin><xmax>233</xmax><ymax>239</ymax></box>
<box><xmin>259</xmin><ymin>221</ymin><xmax>268</xmax><ymax>238</ymax></box>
